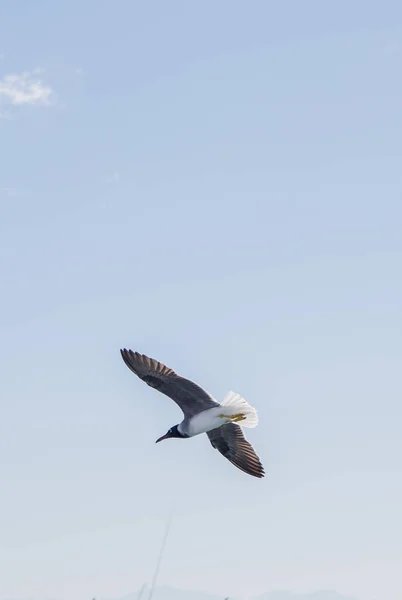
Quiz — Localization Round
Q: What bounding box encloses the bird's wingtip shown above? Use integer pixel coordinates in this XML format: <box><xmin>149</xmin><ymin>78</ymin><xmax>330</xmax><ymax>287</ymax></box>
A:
<box><xmin>120</xmin><ymin>348</ymin><xmax>133</xmax><ymax>364</ymax></box>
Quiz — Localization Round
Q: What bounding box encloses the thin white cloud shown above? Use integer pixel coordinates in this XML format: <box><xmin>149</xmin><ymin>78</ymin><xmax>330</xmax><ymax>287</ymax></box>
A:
<box><xmin>106</xmin><ymin>171</ymin><xmax>120</xmax><ymax>184</ymax></box>
<box><xmin>0</xmin><ymin>68</ymin><xmax>55</xmax><ymax>107</ymax></box>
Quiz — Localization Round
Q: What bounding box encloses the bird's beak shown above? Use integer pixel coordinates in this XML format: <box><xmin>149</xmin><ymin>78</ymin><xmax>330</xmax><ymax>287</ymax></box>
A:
<box><xmin>155</xmin><ymin>433</ymin><xmax>170</xmax><ymax>444</ymax></box>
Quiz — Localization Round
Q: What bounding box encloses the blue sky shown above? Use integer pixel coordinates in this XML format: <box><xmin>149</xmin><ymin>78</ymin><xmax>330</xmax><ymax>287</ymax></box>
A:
<box><xmin>0</xmin><ymin>1</ymin><xmax>401</xmax><ymax>599</ymax></box>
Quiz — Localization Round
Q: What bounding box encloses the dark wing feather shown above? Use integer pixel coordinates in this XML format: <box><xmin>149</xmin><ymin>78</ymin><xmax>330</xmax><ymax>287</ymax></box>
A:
<box><xmin>207</xmin><ymin>423</ymin><xmax>265</xmax><ymax>478</ymax></box>
<box><xmin>120</xmin><ymin>349</ymin><xmax>218</xmax><ymax>418</ymax></box>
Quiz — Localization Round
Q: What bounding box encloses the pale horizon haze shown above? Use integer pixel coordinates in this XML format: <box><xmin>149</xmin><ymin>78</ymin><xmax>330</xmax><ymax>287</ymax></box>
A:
<box><xmin>0</xmin><ymin>2</ymin><xmax>401</xmax><ymax>600</ymax></box>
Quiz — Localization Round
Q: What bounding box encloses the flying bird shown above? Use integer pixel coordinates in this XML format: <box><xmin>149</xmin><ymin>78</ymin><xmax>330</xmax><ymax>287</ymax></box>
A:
<box><xmin>120</xmin><ymin>349</ymin><xmax>264</xmax><ymax>478</ymax></box>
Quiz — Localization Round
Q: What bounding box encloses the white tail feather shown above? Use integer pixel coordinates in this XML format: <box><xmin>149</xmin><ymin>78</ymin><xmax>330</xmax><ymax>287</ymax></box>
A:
<box><xmin>220</xmin><ymin>391</ymin><xmax>259</xmax><ymax>428</ymax></box>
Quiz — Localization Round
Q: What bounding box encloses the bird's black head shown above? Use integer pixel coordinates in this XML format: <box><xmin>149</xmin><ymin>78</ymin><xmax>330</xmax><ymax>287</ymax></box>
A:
<box><xmin>155</xmin><ymin>425</ymin><xmax>187</xmax><ymax>443</ymax></box>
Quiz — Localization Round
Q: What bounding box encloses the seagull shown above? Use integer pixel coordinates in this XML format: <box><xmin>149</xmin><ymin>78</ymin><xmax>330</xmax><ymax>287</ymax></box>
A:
<box><xmin>120</xmin><ymin>349</ymin><xmax>264</xmax><ymax>478</ymax></box>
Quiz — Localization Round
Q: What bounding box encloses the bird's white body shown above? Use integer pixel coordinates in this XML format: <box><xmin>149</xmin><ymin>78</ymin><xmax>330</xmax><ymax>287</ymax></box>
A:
<box><xmin>179</xmin><ymin>391</ymin><xmax>258</xmax><ymax>437</ymax></box>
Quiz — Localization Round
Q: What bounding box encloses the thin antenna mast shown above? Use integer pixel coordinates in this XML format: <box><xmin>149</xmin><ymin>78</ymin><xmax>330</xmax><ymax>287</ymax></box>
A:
<box><xmin>148</xmin><ymin>510</ymin><xmax>174</xmax><ymax>600</ymax></box>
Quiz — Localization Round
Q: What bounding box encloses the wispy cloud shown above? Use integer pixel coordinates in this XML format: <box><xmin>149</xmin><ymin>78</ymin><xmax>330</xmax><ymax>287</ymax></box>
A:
<box><xmin>0</xmin><ymin>68</ymin><xmax>55</xmax><ymax>107</ymax></box>
<box><xmin>105</xmin><ymin>171</ymin><xmax>121</xmax><ymax>184</ymax></box>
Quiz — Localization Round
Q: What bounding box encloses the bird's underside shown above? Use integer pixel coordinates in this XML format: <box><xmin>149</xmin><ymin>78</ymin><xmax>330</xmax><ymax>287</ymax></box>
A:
<box><xmin>120</xmin><ymin>348</ymin><xmax>265</xmax><ymax>478</ymax></box>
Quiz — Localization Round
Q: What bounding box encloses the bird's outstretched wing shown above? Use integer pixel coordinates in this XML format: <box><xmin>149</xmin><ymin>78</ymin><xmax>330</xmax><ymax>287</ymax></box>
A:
<box><xmin>207</xmin><ymin>423</ymin><xmax>265</xmax><ymax>478</ymax></box>
<box><xmin>120</xmin><ymin>349</ymin><xmax>219</xmax><ymax>419</ymax></box>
